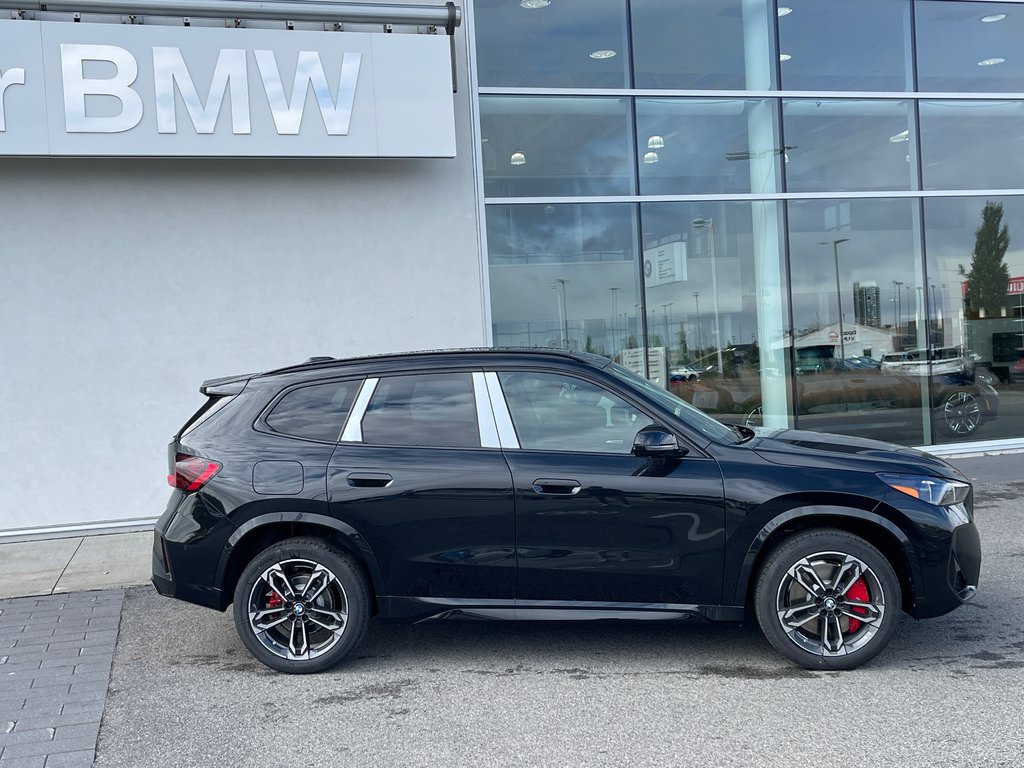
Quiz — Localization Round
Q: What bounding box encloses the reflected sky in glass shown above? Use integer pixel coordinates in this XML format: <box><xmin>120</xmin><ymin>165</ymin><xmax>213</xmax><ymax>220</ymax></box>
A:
<box><xmin>480</xmin><ymin>96</ymin><xmax>634</xmax><ymax>197</ymax></box>
<box><xmin>783</xmin><ymin>100</ymin><xmax>915</xmax><ymax>192</ymax></box>
<box><xmin>917</xmin><ymin>1</ymin><xmax>1024</xmax><ymax>92</ymax></box>
<box><xmin>631</xmin><ymin>0</ymin><xmax>774</xmax><ymax>90</ymax></box>
<box><xmin>637</xmin><ymin>99</ymin><xmax>780</xmax><ymax>195</ymax></box>
<box><xmin>778</xmin><ymin>0</ymin><xmax>910</xmax><ymax>91</ymax></box>
<box><xmin>475</xmin><ymin>0</ymin><xmax>629</xmax><ymax>88</ymax></box>
<box><xmin>920</xmin><ymin>101</ymin><xmax>1024</xmax><ymax>190</ymax></box>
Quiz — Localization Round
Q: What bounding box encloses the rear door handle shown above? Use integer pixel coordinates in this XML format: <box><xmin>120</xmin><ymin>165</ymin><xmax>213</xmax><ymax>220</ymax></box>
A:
<box><xmin>532</xmin><ymin>478</ymin><xmax>582</xmax><ymax>496</ymax></box>
<box><xmin>347</xmin><ymin>472</ymin><xmax>393</xmax><ymax>488</ymax></box>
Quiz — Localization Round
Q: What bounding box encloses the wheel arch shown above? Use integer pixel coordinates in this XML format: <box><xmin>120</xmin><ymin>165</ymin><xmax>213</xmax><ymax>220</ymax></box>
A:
<box><xmin>732</xmin><ymin>506</ymin><xmax>919</xmax><ymax>615</ymax></box>
<box><xmin>215</xmin><ymin>513</ymin><xmax>386</xmax><ymax>613</ymax></box>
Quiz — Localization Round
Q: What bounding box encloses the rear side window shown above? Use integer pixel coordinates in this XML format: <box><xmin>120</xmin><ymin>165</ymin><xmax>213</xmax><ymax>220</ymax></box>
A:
<box><xmin>265</xmin><ymin>381</ymin><xmax>358</xmax><ymax>442</ymax></box>
<box><xmin>361</xmin><ymin>372</ymin><xmax>480</xmax><ymax>448</ymax></box>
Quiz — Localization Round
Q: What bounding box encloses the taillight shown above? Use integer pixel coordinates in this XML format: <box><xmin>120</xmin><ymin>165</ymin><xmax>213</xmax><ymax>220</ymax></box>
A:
<box><xmin>167</xmin><ymin>453</ymin><xmax>222</xmax><ymax>492</ymax></box>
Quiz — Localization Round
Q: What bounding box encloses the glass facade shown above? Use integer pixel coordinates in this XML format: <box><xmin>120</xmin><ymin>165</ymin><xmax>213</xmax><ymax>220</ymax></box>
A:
<box><xmin>474</xmin><ymin>0</ymin><xmax>1024</xmax><ymax>447</ymax></box>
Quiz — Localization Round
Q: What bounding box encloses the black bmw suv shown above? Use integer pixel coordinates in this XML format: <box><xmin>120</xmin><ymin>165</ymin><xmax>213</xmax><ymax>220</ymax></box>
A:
<box><xmin>153</xmin><ymin>349</ymin><xmax>981</xmax><ymax>673</ymax></box>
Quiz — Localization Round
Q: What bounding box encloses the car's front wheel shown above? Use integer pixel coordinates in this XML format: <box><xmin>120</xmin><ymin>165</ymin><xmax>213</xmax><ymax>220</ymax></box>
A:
<box><xmin>754</xmin><ymin>529</ymin><xmax>901</xmax><ymax>670</ymax></box>
<box><xmin>232</xmin><ymin>537</ymin><xmax>370</xmax><ymax>674</ymax></box>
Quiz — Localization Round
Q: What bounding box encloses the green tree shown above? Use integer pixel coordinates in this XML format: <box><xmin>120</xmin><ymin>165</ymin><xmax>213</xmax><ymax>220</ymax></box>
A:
<box><xmin>960</xmin><ymin>201</ymin><xmax>1010</xmax><ymax>318</ymax></box>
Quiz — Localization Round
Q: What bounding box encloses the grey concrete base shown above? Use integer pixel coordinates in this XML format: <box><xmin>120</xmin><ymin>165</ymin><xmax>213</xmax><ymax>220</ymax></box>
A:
<box><xmin>0</xmin><ymin>590</ymin><xmax>124</xmax><ymax>767</ymax></box>
<box><xmin>0</xmin><ymin>535</ymin><xmax>151</xmax><ymax>600</ymax></box>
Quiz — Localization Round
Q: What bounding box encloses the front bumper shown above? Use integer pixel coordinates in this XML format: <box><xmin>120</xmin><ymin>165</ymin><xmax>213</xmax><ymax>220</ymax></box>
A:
<box><xmin>911</xmin><ymin>518</ymin><xmax>981</xmax><ymax>619</ymax></box>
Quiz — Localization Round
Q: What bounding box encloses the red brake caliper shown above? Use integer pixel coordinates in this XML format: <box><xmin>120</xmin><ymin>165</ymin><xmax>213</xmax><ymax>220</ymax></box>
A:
<box><xmin>267</xmin><ymin>591</ymin><xmax>284</xmax><ymax>609</ymax></box>
<box><xmin>846</xmin><ymin>578</ymin><xmax>869</xmax><ymax>633</ymax></box>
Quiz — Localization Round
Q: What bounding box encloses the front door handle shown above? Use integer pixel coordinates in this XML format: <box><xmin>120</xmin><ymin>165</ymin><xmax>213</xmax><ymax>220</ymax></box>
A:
<box><xmin>532</xmin><ymin>478</ymin><xmax>582</xmax><ymax>496</ymax></box>
<box><xmin>347</xmin><ymin>472</ymin><xmax>393</xmax><ymax>488</ymax></box>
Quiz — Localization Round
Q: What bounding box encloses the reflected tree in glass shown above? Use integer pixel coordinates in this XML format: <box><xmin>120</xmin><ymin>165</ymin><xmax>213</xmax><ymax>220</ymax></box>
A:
<box><xmin>960</xmin><ymin>202</ymin><xmax>1011</xmax><ymax>320</ymax></box>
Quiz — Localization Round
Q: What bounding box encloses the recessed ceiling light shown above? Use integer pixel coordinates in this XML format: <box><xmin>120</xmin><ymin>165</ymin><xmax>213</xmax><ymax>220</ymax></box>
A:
<box><xmin>981</xmin><ymin>13</ymin><xmax>1007</xmax><ymax>22</ymax></box>
<box><xmin>889</xmin><ymin>130</ymin><xmax>909</xmax><ymax>144</ymax></box>
<box><xmin>978</xmin><ymin>57</ymin><xmax>1006</xmax><ymax>66</ymax></box>
<box><xmin>589</xmin><ymin>50</ymin><xmax>617</xmax><ymax>60</ymax></box>
<box><xmin>520</xmin><ymin>0</ymin><xmax>550</xmax><ymax>8</ymax></box>
<box><xmin>510</xmin><ymin>150</ymin><xmax>526</xmax><ymax>166</ymax></box>
<box><xmin>779</xmin><ymin>53</ymin><xmax>792</xmax><ymax>62</ymax></box>
<box><xmin>647</xmin><ymin>135</ymin><xmax>665</xmax><ymax>149</ymax></box>
<box><xmin>643</xmin><ymin>151</ymin><xmax>659</xmax><ymax>164</ymax></box>
<box><xmin>777</xmin><ymin>6</ymin><xmax>793</xmax><ymax>16</ymax></box>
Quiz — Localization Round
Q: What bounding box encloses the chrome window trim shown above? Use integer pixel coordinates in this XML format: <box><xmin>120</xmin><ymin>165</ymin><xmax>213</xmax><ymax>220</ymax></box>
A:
<box><xmin>340</xmin><ymin>377</ymin><xmax>378</xmax><ymax>443</ymax></box>
<box><xmin>473</xmin><ymin>372</ymin><xmax>501</xmax><ymax>449</ymax></box>
<box><xmin>482</xmin><ymin>372</ymin><xmax>520</xmax><ymax>450</ymax></box>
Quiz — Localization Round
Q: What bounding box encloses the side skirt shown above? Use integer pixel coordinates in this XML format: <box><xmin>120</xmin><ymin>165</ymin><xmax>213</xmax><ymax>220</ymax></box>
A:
<box><xmin>379</xmin><ymin>597</ymin><xmax>745</xmax><ymax>623</ymax></box>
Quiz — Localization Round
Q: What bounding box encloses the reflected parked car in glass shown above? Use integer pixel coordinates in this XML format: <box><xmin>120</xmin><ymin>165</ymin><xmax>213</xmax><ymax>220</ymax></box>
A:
<box><xmin>670</xmin><ymin>345</ymin><xmax>998</xmax><ymax>442</ymax></box>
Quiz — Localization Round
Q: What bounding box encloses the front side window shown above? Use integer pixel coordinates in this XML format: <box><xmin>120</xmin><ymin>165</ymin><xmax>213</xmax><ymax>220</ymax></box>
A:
<box><xmin>361</xmin><ymin>373</ymin><xmax>480</xmax><ymax>449</ymax></box>
<box><xmin>265</xmin><ymin>381</ymin><xmax>358</xmax><ymax>442</ymax></box>
<box><xmin>497</xmin><ymin>372</ymin><xmax>653</xmax><ymax>454</ymax></box>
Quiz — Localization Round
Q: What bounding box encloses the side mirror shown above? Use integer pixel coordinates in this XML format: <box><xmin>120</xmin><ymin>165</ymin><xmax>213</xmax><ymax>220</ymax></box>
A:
<box><xmin>633</xmin><ymin>425</ymin><xmax>688</xmax><ymax>459</ymax></box>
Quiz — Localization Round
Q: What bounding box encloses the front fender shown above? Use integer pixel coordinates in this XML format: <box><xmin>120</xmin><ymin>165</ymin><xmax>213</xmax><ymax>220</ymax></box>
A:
<box><xmin>728</xmin><ymin>504</ymin><xmax>920</xmax><ymax>608</ymax></box>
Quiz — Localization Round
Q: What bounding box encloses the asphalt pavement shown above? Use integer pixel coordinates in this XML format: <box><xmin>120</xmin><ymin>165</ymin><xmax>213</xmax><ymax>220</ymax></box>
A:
<box><xmin>92</xmin><ymin>455</ymin><xmax>1024</xmax><ymax>768</ymax></box>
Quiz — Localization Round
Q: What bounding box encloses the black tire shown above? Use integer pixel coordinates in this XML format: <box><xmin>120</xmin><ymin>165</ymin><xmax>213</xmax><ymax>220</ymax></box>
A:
<box><xmin>754</xmin><ymin>529</ymin><xmax>901</xmax><ymax>671</ymax></box>
<box><xmin>232</xmin><ymin>537</ymin><xmax>370</xmax><ymax>674</ymax></box>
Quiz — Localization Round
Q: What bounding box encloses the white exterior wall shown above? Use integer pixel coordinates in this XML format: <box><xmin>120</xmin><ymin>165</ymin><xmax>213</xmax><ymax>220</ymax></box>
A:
<box><xmin>0</xmin><ymin>26</ymin><xmax>484</xmax><ymax>534</ymax></box>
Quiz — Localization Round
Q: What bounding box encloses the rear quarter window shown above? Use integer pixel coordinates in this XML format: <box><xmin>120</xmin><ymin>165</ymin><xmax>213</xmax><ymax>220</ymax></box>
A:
<box><xmin>264</xmin><ymin>381</ymin><xmax>359</xmax><ymax>442</ymax></box>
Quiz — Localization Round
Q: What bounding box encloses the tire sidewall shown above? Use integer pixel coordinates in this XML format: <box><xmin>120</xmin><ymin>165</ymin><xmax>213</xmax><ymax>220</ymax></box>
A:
<box><xmin>232</xmin><ymin>537</ymin><xmax>370</xmax><ymax>674</ymax></box>
<box><xmin>754</xmin><ymin>529</ymin><xmax>902</xmax><ymax>671</ymax></box>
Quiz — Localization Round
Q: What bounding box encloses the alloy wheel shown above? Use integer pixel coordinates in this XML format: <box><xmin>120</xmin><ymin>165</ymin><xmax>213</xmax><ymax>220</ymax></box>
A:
<box><xmin>775</xmin><ymin>550</ymin><xmax>885</xmax><ymax>657</ymax></box>
<box><xmin>246</xmin><ymin>558</ymin><xmax>349</xmax><ymax>661</ymax></box>
<box><xmin>943</xmin><ymin>392</ymin><xmax>981</xmax><ymax>435</ymax></box>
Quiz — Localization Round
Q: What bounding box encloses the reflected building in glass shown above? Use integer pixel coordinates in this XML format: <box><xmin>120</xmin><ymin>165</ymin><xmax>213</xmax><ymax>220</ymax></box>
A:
<box><xmin>472</xmin><ymin>0</ymin><xmax>1024</xmax><ymax>448</ymax></box>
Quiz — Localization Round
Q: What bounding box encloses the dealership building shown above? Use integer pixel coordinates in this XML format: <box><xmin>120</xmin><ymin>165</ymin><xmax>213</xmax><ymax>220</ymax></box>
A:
<box><xmin>1</xmin><ymin>0</ymin><xmax>1023</xmax><ymax>537</ymax></box>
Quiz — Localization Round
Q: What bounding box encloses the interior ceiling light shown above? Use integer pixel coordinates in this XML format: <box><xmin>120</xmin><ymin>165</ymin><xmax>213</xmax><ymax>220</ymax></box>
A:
<box><xmin>520</xmin><ymin>0</ymin><xmax>551</xmax><ymax>8</ymax></box>
<box><xmin>889</xmin><ymin>129</ymin><xmax>910</xmax><ymax>143</ymax></box>
<box><xmin>777</xmin><ymin>6</ymin><xmax>793</xmax><ymax>16</ymax></box>
<box><xmin>510</xmin><ymin>150</ymin><xmax>526</xmax><ymax>166</ymax></box>
<box><xmin>643</xmin><ymin>151</ymin><xmax>659</xmax><ymax>164</ymax></box>
<box><xmin>779</xmin><ymin>53</ymin><xmax>792</xmax><ymax>62</ymax></box>
<box><xmin>981</xmin><ymin>13</ymin><xmax>1007</xmax><ymax>22</ymax></box>
<box><xmin>978</xmin><ymin>57</ymin><xmax>1006</xmax><ymax>66</ymax></box>
<box><xmin>647</xmin><ymin>135</ymin><xmax>665</xmax><ymax>149</ymax></box>
<box><xmin>589</xmin><ymin>50</ymin><xmax>617</xmax><ymax>59</ymax></box>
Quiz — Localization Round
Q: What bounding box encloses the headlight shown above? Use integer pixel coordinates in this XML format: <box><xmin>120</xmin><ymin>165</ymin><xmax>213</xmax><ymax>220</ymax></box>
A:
<box><xmin>878</xmin><ymin>473</ymin><xmax>970</xmax><ymax>507</ymax></box>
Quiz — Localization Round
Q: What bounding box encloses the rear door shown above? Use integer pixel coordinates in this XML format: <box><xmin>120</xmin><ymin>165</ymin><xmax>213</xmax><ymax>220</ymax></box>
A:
<box><xmin>489</xmin><ymin>369</ymin><xmax>727</xmax><ymax>606</ymax></box>
<box><xmin>326</xmin><ymin>370</ymin><xmax>515</xmax><ymax>599</ymax></box>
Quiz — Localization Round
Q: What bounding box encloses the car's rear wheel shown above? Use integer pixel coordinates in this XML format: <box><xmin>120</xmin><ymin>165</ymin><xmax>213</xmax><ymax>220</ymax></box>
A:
<box><xmin>232</xmin><ymin>537</ymin><xmax>369</xmax><ymax>674</ymax></box>
<box><xmin>754</xmin><ymin>529</ymin><xmax>901</xmax><ymax>670</ymax></box>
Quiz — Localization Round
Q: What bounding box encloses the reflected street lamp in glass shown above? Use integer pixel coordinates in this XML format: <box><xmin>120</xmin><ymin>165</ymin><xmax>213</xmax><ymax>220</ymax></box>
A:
<box><xmin>662</xmin><ymin>302</ymin><xmax>674</xmax><ymax>355</ymax></box>
<box><xmin>550</xmin><ymin>279</ymin><xmax>569</xmax><ymax>349</ymax></box>
<box><xmin>692</xmin><ymin>291</ymin><xmax>703</xmax><ymax>355</ymax></box>
<box><xmin>692</xmin><ymin>218</ymin><xmax>724</xmax><ymax>374</ymax></box>
<box><xmin>819</xmin><ymin>238</ymin><xmax>850</xmax><ymax>361</ymax></box>
<box><xmin>609</xmin><ymin>286</ymin><xmax>620</xmax><ymax>354</ymax></box>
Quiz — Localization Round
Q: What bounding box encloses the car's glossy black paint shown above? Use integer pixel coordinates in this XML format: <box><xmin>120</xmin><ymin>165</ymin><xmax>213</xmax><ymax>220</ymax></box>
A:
<box><xmin>153</xmin><ymin>348</ymin><xmax>980</xmax><ymax>630</ymax></box>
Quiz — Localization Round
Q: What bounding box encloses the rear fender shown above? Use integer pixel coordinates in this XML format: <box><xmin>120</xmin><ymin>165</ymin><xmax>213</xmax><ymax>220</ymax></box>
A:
<box><xmin>215</xmin><ymin>512</ymin><xmax>386</xmax><ymax>603</ymax></box>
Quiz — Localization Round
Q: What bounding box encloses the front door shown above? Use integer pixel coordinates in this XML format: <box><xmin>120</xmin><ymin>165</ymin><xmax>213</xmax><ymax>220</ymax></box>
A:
<box><xmin>493</xmin><ymin>369</ymin><xmax>726</xmax><ymax>606</ymax></box>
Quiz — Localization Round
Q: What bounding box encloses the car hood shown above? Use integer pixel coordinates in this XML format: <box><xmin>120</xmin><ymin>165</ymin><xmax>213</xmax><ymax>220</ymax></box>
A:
<box><xmin>749</xmin><ymin>429</ymin><xmax>967</xmax><ymax>481</ymax></box>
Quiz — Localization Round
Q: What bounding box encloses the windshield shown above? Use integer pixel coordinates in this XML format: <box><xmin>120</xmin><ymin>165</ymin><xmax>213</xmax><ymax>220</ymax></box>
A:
<box><xmin>605</xmin><ymin>362</ymin><xmax>740</xmax><ymax>445</ymax></box>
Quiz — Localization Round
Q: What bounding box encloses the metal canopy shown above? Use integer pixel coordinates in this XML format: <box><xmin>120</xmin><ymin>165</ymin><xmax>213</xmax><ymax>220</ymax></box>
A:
<box><xmin>0</xmin><ymin>0</ymin><xmax>461</xmax><ymax>29</ymax></box>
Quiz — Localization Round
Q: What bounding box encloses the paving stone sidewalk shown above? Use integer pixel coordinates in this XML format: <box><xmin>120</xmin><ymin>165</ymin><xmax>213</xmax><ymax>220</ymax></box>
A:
<box><xmin>0</xmin><ymin>590</ymin><xmax>124</xmax><ymax>767</ymax></box>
